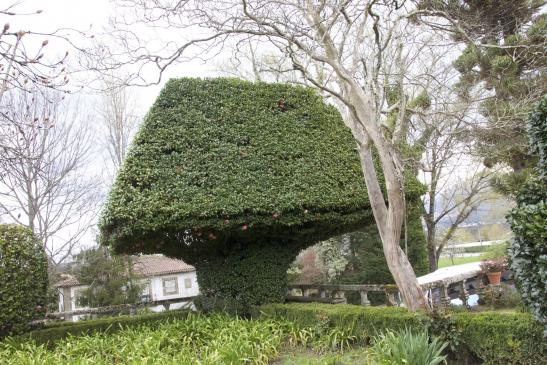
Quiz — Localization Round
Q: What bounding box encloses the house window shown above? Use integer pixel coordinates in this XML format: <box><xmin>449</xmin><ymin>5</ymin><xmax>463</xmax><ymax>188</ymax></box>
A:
<box><xmin>184</xmin><ymin>278</ymin><xmax>192</xmax><ymax>289</ymax></box>
<box><xmin>162</xmin><ymin>277</ymin><xmax>178</xmax><ymax>295</ymax></box>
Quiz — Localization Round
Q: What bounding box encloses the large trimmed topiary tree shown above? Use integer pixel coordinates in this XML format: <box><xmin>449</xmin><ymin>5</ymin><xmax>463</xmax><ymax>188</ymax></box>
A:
<box><xmin>0</xmin><ymin>224</ymin><xmax>48</xmax><ymax>336</ymax></box>
<box><xmin>100</xmin><ymin>78</ymin><xmax>424</xmax><ymax>307</ymax></box>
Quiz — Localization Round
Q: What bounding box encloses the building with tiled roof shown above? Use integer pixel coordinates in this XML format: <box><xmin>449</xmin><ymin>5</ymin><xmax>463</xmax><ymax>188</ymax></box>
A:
<box><xmin>56</xmin><ymin>255</ymin><xmax>199</xmax><ymax>319</ymax></box>
<box><xmin>133</xmin><ymin>255</ymin><xmax>195</xmax><ymax>277</ymax></box>
<box><xmin>55</xmin><ymin>274</ymin><xmax>81</xmax><ymax>288</ymax></box>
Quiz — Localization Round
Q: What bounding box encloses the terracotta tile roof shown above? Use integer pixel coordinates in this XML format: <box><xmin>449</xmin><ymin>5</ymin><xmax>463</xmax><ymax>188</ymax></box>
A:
<box><xmin>54</xmin><ymin>255</ymin><xmax>195</xmax><ymax>287</ymax></box>
<box><xmin>54</xmin><ymin>274</ymin><xmax>81</xmax><ymax>287</ymax></box>
<box><xmin>132</xmin><ymin>255</ymin><xmax>195</xmax><ymax>277</ymax></box>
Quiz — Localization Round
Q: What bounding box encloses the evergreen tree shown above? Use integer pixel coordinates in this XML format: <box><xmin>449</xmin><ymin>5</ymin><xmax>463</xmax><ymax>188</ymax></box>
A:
<box><xmin>420</xmin><ymin>1</ymin><xmax>546</xmax><ymax>190</ymax></box>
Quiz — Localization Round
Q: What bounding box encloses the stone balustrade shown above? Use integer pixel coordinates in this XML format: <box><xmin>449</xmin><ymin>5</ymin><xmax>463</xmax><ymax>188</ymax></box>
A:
<box><xmin>287</xmin><ymin>275</ymin><xmax>482</xmax><ymax>308</ymax></box>
<box><xmin>287</xmin><ymin>283</ymin><xmax>400</xmax><ymax>307</ymax></box>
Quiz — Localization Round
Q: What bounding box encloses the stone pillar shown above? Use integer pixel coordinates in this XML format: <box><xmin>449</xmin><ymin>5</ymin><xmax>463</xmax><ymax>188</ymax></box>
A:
<box><xmin>458</xmin><ymin>280</ymin><xmax>469</xmax><ymax>307</ymax></box>
<box><xmin>320</xmin><ymin>289</ymin><xmax>326</xmax><ymax>298</ymax></box>
<box><xmin>440</xmin><ymin>284</ymin><xmax>450</xmax><ymax>307</ymax></box>
<box><xmin>360</xmin><ymin>290</ymin><xmax>371</xmax><ymax>306</ymax></box>
<box><xmin>336</xmin><ymin>290</ymin><xmax>347</xmax><ymax>304</ymax></box>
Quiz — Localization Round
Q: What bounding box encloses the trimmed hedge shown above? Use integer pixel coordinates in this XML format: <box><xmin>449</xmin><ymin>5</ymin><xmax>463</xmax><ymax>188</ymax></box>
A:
<box><xmin>453</xmin><ymin>311</ymin><xmax>546</xmax><ymax>365</ymax></box>
<box><xmin>255</xmin><ymin>303</ymin><xmax>424</xmax><ymax>338</ymax></box>
<box><xmin>0</xmin><ymin>224</ymin><xmax>48</xmax><ymax>337</ymax></box>
<box><xmin>255</xmin><ymin>303</ymin><xmax>546</xmax><ymax>365</ymax></box>
<box><xmin>14</xmin><ymin>309</ymin><xmax>190</xmax><ymax>346</ymax></box>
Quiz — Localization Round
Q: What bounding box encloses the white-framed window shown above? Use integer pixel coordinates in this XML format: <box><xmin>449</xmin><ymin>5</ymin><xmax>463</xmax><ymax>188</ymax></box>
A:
<box><xmin>184</xmin><ymin>278</ymin><xmax>192</xmax><ymax>289</ymax></box>
<box><xmin>162</xmin><ymin>277</ymin><xmax>178</xmax><ymax>295</ymax></box>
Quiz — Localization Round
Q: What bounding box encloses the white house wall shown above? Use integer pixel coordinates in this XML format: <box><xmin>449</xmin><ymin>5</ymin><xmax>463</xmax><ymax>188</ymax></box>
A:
<box><xmin>147</xmin><ymin>271</ymin><xmax>199</xmax><ymax>301</ymax></box>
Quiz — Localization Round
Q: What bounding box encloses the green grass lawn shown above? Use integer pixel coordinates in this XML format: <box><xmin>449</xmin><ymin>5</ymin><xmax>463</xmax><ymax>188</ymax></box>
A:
<box><xmin>438</xmin><ymin>255</ymin><xmax>482</xmax><ymax>268</ymax></box>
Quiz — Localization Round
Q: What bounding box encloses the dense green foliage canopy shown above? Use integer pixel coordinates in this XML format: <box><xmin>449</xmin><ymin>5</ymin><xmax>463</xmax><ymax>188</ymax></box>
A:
<box><xmin>508</xmin><ymin>96</ymin><xmax>547</xmax><ymax>332</ymax></box>
<box><xmin>100</xmin><ymin>78</ymin><xmax>377</xmax><ymax>257</ymax></box>
<box><xmin>0</xmin><ymin>224</ymin><xmax>48</xmax><ymax>336</ymax></box>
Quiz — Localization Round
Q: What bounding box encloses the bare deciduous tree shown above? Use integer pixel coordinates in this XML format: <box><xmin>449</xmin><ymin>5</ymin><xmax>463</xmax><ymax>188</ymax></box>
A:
<box><xmin>406</xmin><ymin>63</ymin><xmax>495</xmax><ymax>271</ymax></box>
<box><xmin>0</xmin><ymin>88</ymin><xmax>98</xmax><ymax>265</ymax></box>
<box><xmin>0</xmin><ymin>2</ymin><xmax>92</xmax><ymax>170</ymax></box>
<box><xmin>422</xmin><ymin>156</ymin><xmax>493</xmax><ymax>271</ymax></box>
<box><xmin>221</xmin><ymin>35</ymin><xmax>491</xmax><ymax>275</ymax></box>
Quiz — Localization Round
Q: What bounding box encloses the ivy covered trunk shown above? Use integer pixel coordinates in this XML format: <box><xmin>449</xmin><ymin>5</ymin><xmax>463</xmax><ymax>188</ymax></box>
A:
<box><xmin>194</xmin><ymin>242</ymin><xmax>303</xmax><ymax>308</ymax></box>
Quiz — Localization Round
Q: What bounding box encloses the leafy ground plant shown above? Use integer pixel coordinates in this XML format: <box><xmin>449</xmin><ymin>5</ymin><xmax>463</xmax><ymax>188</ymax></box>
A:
<box><xmin>367</xmin><ymin>327</ymin><xmax>448</xmax><ymax>365</ymax></box>
<box><xmin>0</xmin><ymin>314</ymin><xmax>287</xmax><ymax>365</ymax></box>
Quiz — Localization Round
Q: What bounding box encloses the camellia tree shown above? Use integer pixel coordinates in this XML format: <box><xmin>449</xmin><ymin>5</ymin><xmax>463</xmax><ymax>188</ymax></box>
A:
<box><xmin>99</xmin><ymin>78</ymin><xmax>425</xmax><ymax>307</ymax></box>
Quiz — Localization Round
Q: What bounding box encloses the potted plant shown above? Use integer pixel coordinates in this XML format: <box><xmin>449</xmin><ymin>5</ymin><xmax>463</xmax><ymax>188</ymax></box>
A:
<box><xmin>480</xmin><ymin>258</ymin><xmax>507</xmax><ymax>285</ymax></box>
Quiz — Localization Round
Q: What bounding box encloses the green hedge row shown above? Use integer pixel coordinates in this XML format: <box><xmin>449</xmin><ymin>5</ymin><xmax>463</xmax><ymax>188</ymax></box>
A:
<box><xmin>255</xmin><ymin>303</ymin><xmax>546</xmax><ymax>365</ymax></box>
<box><xmin>14</xmin><ymin>309</ymin><xmax>190</xmax><ymax>346</ymax></box>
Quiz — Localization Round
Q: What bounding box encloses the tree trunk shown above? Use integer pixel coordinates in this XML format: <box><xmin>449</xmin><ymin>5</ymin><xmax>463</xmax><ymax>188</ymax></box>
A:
<box><xmin>426</xmin><ymin>222</ymin><xmax>438</xmax><ymax>272</ymax></box>
<box><xmin>382</xmin><ymin>225</ymin><xmax>429</xmax><ymax>312</ymax></box>
<box><xmin>357</xmin><ymin>143</ymin><xmax>430</xmax><ymax>311</ymax></box>
<box><xmin>341</xmin><ymin>78</ymin><xmax>429</xmax><ymax>311</ymax></box>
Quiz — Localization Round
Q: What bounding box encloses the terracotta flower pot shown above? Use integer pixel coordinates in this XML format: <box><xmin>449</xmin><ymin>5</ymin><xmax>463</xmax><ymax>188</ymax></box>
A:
<box><xmin>487</xmin><ymin>271</ymin><xmax>502</xmax><ymax>285</ymax></box>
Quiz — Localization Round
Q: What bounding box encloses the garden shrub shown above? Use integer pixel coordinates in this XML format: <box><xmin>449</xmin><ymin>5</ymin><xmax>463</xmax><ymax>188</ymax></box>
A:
<box><xmin>2</xmin><ymin>313</ymin><xmax>288</xmax><ymax>364</ymax></box>
<box><xmin>14</xmin><ymin>309</ymin><xmax>190</xmax><ymax>346</ymax></box>
<box><xmin>193</xmin><ymin>295</ymin><xmax>249</xmax><ymax>316</ymax></box>
<box><xmin>367</xmin><ymin>327</ymin><xmax>447</xmax><ymax>365</ymax></box>
<box><xmin>0</xmin><ymin>224</ymin><xmax>48</xmax><ymax>337</ymax></box>
<box><xmin>508</xmin><ymin>95</ymin><xmax>547</xmax><ymax>332</ymax></box>
<box><xmin>196</xmin><ymin>242</ymin><xmax>303</xmax><ymax>309</ymax></box>
<box><xmin>453</xmin><ymin>311</ymin><xmax>546</xmax><ymax>365</ymax></box>
<box><xmin>99</xmin><ymin>77</ymin><xmax>394</xmax><ymax>307</ymax></box>
<box><xmin>256</xmin><ymin>303</ymin><xmax>546</xmax><ymax>364</ymax></box>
